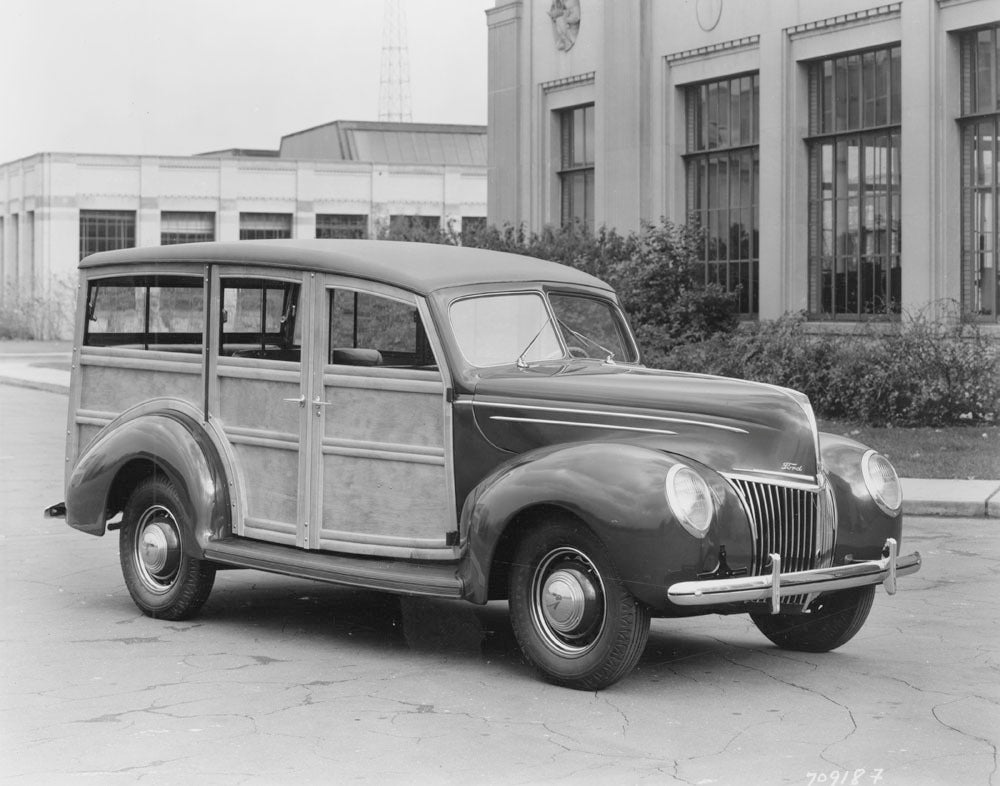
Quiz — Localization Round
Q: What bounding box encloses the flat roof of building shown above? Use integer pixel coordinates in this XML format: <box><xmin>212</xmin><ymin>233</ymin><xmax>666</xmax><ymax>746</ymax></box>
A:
<box><xmin>79</xmin><ymin>240</ymin><xmax>611</xmax><ymax>296</ymax></box>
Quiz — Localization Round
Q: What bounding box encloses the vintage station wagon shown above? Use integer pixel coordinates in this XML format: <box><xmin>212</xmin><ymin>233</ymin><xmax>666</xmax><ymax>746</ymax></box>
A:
<box><xmin>49</xmin><ymin>240</ymin><xmax>921</xmax><ymax>689</ymax></box>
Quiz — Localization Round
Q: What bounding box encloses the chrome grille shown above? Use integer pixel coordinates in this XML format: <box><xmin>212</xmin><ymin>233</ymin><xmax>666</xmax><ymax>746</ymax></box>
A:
<box><xmin>728</xmin><ymin>478</ymin><xmax>834</xmax><ymax>576</ymax></box>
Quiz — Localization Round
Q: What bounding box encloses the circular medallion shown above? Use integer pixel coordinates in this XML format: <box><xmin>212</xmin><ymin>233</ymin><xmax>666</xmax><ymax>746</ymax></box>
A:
<box><xmin>696</xmin><ymin>0</ymin><xmax>723</xmax><ymax>32</ymax></box>
<box><xmin>548</xmin><ymin>0</ymin><xmax>581</xmax><ymax>52</ymax></box>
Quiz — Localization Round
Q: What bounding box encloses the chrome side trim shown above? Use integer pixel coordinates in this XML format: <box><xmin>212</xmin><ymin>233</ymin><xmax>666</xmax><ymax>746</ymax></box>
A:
<box><xmin>467</xmin><ymin>400</ymin><xmax>749</xmax><ymax>434</ymax></box>
<box><xmin>489</xmin><ymin>415</ymin><xmax>677</xmax><ymax>436</ymax></box>
<box><xmin>667</xmin><ymin>538</ymin><xmax>921</xmax><ymax>609</ymax></box>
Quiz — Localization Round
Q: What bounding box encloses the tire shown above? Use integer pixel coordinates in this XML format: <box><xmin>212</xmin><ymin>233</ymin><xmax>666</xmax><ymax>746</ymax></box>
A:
<box><xmin>508</xmin><ymin>518</ymin><xmax>650</xmax><ymax>690</ymax></box>
<box><xmin>750</xmin><ymin>585</ymin><xmax>876</xmax><ymax>652</ymax></box>
<box><xmin>119</xmin><ymin>476</ymin><xmax>216</xmax><ymax>620</ymax></box>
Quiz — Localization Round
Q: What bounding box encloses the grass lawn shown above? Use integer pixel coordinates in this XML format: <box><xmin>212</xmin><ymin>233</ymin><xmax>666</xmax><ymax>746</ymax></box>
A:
<box><xmin>819</xmin><ymin>420</ymin><xmax>999</xmax><ymax>480</ymax></box>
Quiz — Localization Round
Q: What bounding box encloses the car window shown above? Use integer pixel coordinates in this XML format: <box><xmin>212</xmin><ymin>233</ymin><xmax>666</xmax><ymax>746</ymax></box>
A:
<box><xmin>549</xmin><ymin>293</ymin><xmax>637</xmax><ymax>362</ymax></box>
<box><xmin>449</xmin><ymin>293</ymin><xmax>563</xmax><ymax>367</ymax></box>
<box><xmin>84</xmin><ymin>275</ymin><xmax>204</xmax><ymax>351</ymax></box>
<box><xmin>329</xmin><ymin>289</ymin><xmax>437</xmax><ymax>369</ymax></box>
<box><xmin>220</xmin><ymin>278</ymin><xmax>301</xmax><ymax>362</ymax></box>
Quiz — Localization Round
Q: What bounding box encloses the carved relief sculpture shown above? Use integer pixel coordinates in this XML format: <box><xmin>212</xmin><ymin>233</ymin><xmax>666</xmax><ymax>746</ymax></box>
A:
<box><xmin>548</xmin><ymin>0</ymin><xmax>581</xmax><ymax>51</ymax></box>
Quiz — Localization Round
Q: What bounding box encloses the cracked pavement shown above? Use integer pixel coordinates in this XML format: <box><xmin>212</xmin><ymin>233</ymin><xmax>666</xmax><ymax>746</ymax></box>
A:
<box><xmin>1</xmin><ymin>384</ymin><xmax>997</xmax><ymax>785</ymax></box>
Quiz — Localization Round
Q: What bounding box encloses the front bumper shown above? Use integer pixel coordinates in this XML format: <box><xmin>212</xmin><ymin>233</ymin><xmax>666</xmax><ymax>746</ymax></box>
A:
<box><xmin>667</xmin><ymin>538</ymin><xmax>921</xmax><ymax>613</ymax></box>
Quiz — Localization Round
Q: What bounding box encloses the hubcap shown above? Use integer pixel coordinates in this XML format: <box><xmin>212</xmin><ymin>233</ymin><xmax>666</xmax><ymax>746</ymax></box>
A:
<box><xmin>541</xmin><ymin>568</ymin><xmax>591</xmax><ymax>633</ymax></box>
<box><xmin>531</xmin><ymin>547</ymin><xmax>606</xmax><ymax>657</ymax></box>
<box><xmin>134</xmin><ymin>506</ymin><xmax>181</xmax><ymax>592</ymax></box>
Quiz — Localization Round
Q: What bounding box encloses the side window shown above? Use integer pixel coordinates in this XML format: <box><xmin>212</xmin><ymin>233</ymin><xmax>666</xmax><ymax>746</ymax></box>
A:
<box><xmin>84</xmin><ymin>275</ymin><xmax>204</xmax><ymax>351</ymax></box>
<box><xmin>329</xmin><ymin>289</ymin><xmax>436</xmax><ymax>369</ymax></box>
<box><xmin>220</xmin><ymin>278</ymin><xmax>301</xmax><ymax>362</ymax></box>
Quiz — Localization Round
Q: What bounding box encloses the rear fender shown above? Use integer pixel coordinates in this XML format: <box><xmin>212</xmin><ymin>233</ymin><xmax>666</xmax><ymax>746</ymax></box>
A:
<box><xmin>65</xmin><ymin>399</ymin><xmax>232</xmax><ymax>556</ymax></box>
<box><xmin>458</xmin><ymin>442</ymin><xmax>748</xmax><ymax>609</ymax></box>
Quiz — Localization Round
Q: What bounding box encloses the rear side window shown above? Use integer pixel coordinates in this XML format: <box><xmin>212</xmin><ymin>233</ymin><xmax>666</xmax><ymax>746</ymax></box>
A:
<box><xmin>84</xmin><ymin>275</ymin><xmax>204</xmax><ymax>350</ymax></box>
<box><xmin>220</xmin><ymin>278</ymin><xmax>301</xmax><ymax>362</ymax></box>
<box><xmin>329</xmin><ymin>289</ymin><xmax>436</xmax><ymax>369</ymax></box>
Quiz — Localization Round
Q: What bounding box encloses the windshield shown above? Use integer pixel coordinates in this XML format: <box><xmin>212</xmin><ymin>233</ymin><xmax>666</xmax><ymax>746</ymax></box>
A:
<box><xmin>450</xmin><ymin>294</ymin><xmax>562</xmax><ymax>366</ymax></box>
<box><xmin>449</xmin><ymin>291</ymin><xmax>637</xmax><ymax>367</ymax></box>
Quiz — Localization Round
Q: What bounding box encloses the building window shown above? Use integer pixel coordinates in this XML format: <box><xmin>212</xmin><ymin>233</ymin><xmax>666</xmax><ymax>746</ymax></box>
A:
<box><xmin>388</xmin><ymin>215</ymin><xmax>441</xmax><ymax>236</ymax></box>
<box><xmin>239</xmin><ymin>212</ymin><xmax>292</xmax><ymax>240</ymax></box>
<box><xmin>558</xmin><ymin>104</ymin><xmax>594</xmax><ymax>228</ymax></box>
<box><xmin>807</xmin><ymin>46</ymin><xmax>902</xmax><ymax>317</ymax></box>
<box><xmin>316</xmin><ymin>214</ymin><xmax>368</xmax><ymax>239</ymax></box>
<box><xmin>461</xmin><ymin>216</ymin><xmax>487</xmax><ymax>243</ymax></box>
<box><xmin>685</xmin><ymin>74</ymin><xmax>760</xmax><ymax>316</ymax></box>
<box><xmin>960</xmin><ymin>24</ymin><xmax>1000</xmax><ymax>321</ymax></box>
<box><xmin>80</xmin><ymin>210</ymin><xmax>136</xmax><ymax>261</ymax></box>
<box><xmin>161</xmin><ymin>212</ymin><xmax>215</xmax><ymax>245</ymax></box>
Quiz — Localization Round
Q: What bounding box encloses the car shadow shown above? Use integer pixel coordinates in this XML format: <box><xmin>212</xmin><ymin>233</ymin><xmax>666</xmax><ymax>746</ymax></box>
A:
<box><xmin>164</xmin><ymin>571</ymin><xmax>833</xmax><ymax>688</ymax></box>
<box><xmin>196</xmin><ymin>571</ymin><xmax>527</xmax><ymax>671</ymax></box>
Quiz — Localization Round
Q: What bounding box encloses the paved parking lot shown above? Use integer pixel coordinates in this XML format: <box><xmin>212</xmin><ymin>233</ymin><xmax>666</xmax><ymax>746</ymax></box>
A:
<box><xmin>2</xmin><ymin>384</ymin><xmax>997</xmax><ymax>785</ymax></box>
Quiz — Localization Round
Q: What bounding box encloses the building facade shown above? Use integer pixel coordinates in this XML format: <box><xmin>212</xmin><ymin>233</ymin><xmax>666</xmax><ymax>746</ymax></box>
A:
<box><xmin>1</xmin><ymin>121</ymin><xmax>486</xmax><ymax>335</ymax></box>
<box><xmin>487</xmin><ymin>0</ymin><xmax>999</xmax><ymax>325</ymax></box>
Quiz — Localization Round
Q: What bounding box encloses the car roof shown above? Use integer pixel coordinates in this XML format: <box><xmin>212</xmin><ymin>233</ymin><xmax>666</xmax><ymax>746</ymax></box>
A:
<box><xmin>79</xmin><ymin>239</ymin><xmax>613</xmax><ymax>296</ymax></box>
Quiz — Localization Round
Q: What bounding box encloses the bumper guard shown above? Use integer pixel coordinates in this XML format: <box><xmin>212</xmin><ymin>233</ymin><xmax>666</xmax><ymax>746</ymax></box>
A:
<box><xmin>667</xmin><ymin>538</ymin><xmax>921</xmax><ymax>614</ymax></box>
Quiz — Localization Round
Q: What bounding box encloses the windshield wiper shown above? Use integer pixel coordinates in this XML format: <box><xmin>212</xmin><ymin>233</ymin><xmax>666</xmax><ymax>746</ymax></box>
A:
<box><xmin>558</xmin><ymin>319</ymin><xmax>616</xmax><ymax>364</ymax></box>
<box><xmin>516</xmin><ymin>316</ymin><xmax>554</xmax><ymax>369</ymax></box>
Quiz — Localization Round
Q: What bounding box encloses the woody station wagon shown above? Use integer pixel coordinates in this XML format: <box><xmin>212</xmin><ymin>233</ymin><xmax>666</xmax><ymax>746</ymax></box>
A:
<box><xmin>48</xmin><ymin>239</ymin><xmax>921</xmax><ymax>689</ymax></box>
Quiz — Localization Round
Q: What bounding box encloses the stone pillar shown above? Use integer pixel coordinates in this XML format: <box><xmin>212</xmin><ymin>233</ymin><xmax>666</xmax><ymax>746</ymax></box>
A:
<box><xmin>899</xmin><ymin>0</ymin><xmax>937</xmax><ymax>316</ymax></box>
<box><xmin>138</xmin><ymin>158</ymin><xmax>160</xmax><ymax>248</ymax></box>
<box><xmin>487</xmin><ymin>1</ymin><xmax>525</xmax><ymax>228</ymax></box>
<box><xmin>598</xmin><ymin>0</ymin><xmax>647</xmax><ymax>232</ymax></box>
<box><xmin>218</xmin><ymin>159</ymin><xmax>240</xmax><ymax>241</ymax></box>
<box><xmin>296</xmin><ymin>162</ymin><xmax>316</xmax><ymax>240</ymax></box>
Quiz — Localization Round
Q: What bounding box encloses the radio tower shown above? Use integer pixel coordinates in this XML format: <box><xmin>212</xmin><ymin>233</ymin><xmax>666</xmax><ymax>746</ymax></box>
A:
<box><xmin>378</xmin><ymin>0</ymin><xmax>413</xmax><ymax>122</ymax></box>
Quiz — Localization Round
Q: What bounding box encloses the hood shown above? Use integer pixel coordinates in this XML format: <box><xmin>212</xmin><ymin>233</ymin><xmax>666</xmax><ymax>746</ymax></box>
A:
<box><xmin>471</xmin><ymin>362</ymin><xmax>820</xmax><ymax>483</ymax></box>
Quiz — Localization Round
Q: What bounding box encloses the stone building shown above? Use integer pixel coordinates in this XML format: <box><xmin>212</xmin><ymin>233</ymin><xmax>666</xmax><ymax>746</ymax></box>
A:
<box><xmin>486</xmin><ymin>0</ymin><xmax>999</xmax><ymax>326</ymax></box>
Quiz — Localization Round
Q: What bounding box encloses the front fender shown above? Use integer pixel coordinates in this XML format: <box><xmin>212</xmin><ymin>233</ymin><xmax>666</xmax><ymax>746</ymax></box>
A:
<box><xmin>458</xmin><ymin>442</ymin><xmax>751</xmax><ymax>610</ymax></box>
<box><xmin>820</xmin><ymin>432</ymin><xmax>903</xmax><ymax>561</ymax></box>
<box><xmin>66</xmin><ymin>402</ymin><xmax>231</xmax><ymax>556</ymax></box>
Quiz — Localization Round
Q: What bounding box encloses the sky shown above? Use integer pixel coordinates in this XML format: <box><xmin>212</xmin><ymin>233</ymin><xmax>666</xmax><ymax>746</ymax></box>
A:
<box><xmin>0</xmin><ymin>0</ymin><xmax>495</xmax><ymax>163</ymax></box>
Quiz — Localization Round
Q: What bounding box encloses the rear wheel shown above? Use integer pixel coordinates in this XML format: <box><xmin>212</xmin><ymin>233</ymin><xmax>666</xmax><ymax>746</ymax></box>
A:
<box><xmin>750</xmin><ymin>585</ymin><xmax>876</xmax><ymax>652</ymax></box>
<box><xmin>508</xmin><ymin>519</ymin><xmax>650</xmax><ymax>690</ymax></box>
<box><xmin>119</xmin><ymin>476</ymin><xmax>216</xmax><ymax>620</ymax></box>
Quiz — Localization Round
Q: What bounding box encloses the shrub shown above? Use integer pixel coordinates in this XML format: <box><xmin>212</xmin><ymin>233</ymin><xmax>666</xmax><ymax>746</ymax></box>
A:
<box><xmin>660</xmin><ymin>311</ymin><xmax>1000</xmax><ymax>426</ymax></box>
<box><xmin>0</xmin><ymin>277</ymin><xmax>75</xmax><ymax>340</ymax></box>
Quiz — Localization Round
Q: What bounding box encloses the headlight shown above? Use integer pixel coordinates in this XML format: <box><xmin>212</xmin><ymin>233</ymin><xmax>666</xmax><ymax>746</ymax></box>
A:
<box><xmin>665</xmin><ymin>464</ymin><xmax>714</xmax><ymax>537</ymax></box>
<box><xmin>862</xmin><ymin>450</ymin><xmax>902</xmax><ymax>515</ymax></box>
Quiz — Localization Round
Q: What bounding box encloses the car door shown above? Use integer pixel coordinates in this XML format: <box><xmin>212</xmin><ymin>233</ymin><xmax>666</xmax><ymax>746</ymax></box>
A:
<box><xmin>210</xmin><ymin>267</ymin><xmax>313</xmax><ymax>547</ymax></box>
<box><xmin>305</xmin><ymin>277</ymin><xmax>457</xmax><ymax>559</ymax></box>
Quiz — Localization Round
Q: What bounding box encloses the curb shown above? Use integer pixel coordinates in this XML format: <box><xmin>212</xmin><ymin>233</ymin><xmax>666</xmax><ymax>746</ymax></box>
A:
<box><xmin>0</xmin><ymin>374</ymin><xmax>70</xmax><ymax>396</ymax></box>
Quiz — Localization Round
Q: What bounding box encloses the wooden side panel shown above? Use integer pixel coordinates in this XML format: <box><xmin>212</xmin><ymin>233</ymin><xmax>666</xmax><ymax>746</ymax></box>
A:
<box><xmin>78</xmin><ymin>349</ymin><xmax>202</xmax><ymax>414</ymax></box>
<box><xmin>319</xmin><ymin>455</ymin><xmax>449</xmax><ymax>545</ymax></box>
<box><xmin>318</xmin><ymin>367</ymin><xmax>451</xmax><ymax>554</ymax></box>
<box><xmin>217</xmin><ymin>361</ymin><xmax>302</xmax><ymax>542</ymax></box>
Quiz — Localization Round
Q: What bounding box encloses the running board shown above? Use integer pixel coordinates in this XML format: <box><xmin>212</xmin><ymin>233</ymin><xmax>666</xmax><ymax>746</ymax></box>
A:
<box><xmin>204</xmin><ymin>538</ymin><xmax>465</xmax><ymax>598</ymax></box>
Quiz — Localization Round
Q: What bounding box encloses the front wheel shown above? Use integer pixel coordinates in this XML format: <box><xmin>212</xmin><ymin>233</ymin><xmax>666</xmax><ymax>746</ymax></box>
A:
<box><xmin>119</xmin><ymin>476</ymin><xmax>216</xmax><ymax>620</ymax></box>
<box><xmin>508</xmin><ymin>519</ymin><xmax>650</xmax><ymax>690</ymax></box>
<box><xmin>750</xmin><ymin>585</ymin><xmax>876</xmax><ymax>652</ymax></box>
